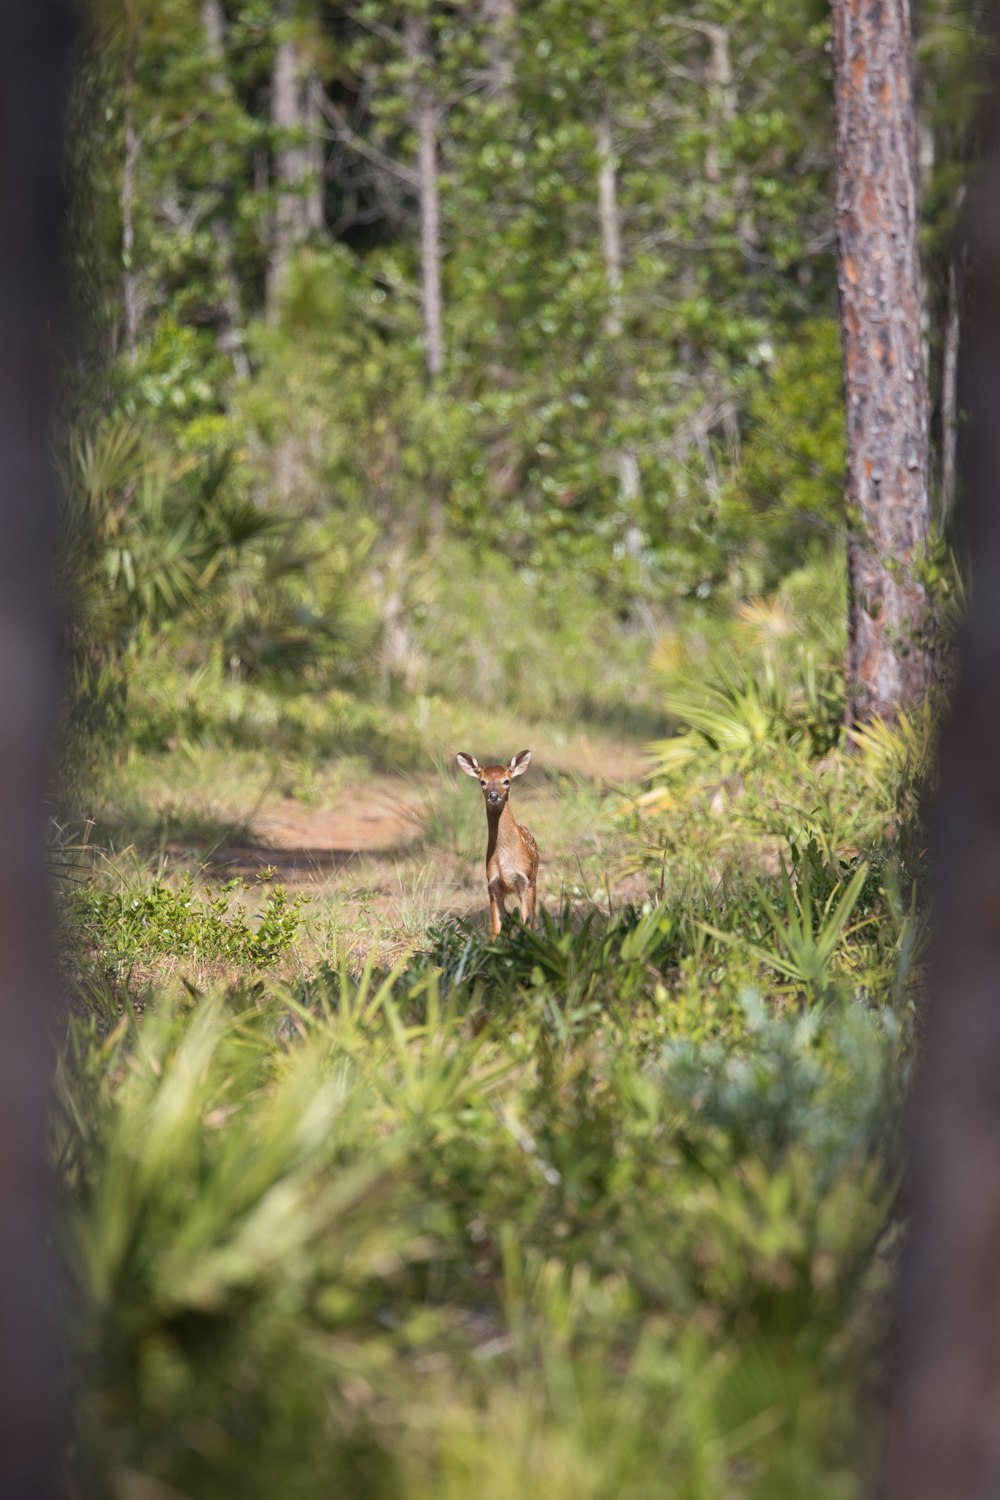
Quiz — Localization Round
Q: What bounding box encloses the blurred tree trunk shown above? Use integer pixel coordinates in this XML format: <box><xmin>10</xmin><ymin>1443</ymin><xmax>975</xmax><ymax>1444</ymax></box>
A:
<box><xmin>482</xmin><ymin>0</ymin><xmax>516</xmax><ymax>97</ymax></box>
<box><xmin>596</xmin><ymin>109</ymin><xmax>640</xmax><ymax>507</ymax></box>
<box><xmin>267</xmin><ymin>0</ymin><xmax>324</xmax><ymax>319</ymax></box>
<box><xmin>404</xmin><ymin>12</ymin><xmax>445</xmax><ymax>383</ymax></box>
<box><xmin>0</xmin><ymin>5</ymin><xmax>75</xmax><ymax>1495</ymax></box>
<box><xmin>883</xmin><ymin>65</ymin><xmax>1000</xmax><ymax>1496</ymax></box>
<box><xmin>940</xmin><ymin>254</ymin><xmax>960</xmax><ymax>519</ymax></box>
<box><xmin>122</xmin><ymin>5</ymin><xmax>140</xmax><ymax>359</ymax></box>
<box><xmin>831</xmin><ymin>0</ymin><xmax>932</xmax><ymax>725</ymax></box>
<box><xmin>201</xmin><ymin>0</ymin><xmax>250</xmax><ymax>379</ymax></box>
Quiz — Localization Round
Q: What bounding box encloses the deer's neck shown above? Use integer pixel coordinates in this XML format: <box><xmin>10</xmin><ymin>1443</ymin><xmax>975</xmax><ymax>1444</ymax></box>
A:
<box><xmin>486</xmin><ymin>801</ymin><xmax>519</xmax><ymax>861</ymax></box>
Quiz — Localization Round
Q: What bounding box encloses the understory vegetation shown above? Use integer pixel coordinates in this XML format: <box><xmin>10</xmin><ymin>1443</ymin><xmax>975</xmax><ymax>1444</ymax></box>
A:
<box><xmin>61</xmin><ymin>609</ymin><xmax>932</xmax><ymax>1498</ymax></box>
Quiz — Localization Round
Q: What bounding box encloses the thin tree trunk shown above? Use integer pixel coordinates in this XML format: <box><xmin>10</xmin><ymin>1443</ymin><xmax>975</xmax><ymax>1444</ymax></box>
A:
<box><xmin>703</xmin><ymin>22</ymin><xmax>754</xmax><ymax>259</ymax></box>
<box><xmin>201</xmin><ymin>0</ymin><xmax>250</xmax><ymax>378</ymax></box>
<box><xmin>596</xmin><ymin>111</ymin><xmax>639</xmax><ymax>505</ymax></box>
<box><xmin>831</xmin><ymin>0</ymin><xmax>932</xmax><ymax>725</ymax></box>
<box><xmin>268</xmin><ymin>20</ymin><xmax>299</xmax><ymax>316</ymax></box>
<box><xmin>122</xmin><ymin>12</ymin><xmax>139</xmax><ymax>360</ymax></box>
<box><xmin>267</xmin><ymin>2</ymin><xmax>323</xmax><ymax>319</ymax></box>
<box><xmin>405</xmin><ymin>13</ymin><xmax>445</xmax><ymax>383</ymax></box>
<box><xmin>304</xmin><ymin>73</ymin><xmax>325</xmax><ymax>234</ymax></box>
<box><xmin>597</xmin><ymin>112</ymin><xmax>623</xmax><ymax>339</ymax></box>
<box><xmin>0</xmin><ymin>6</ymin><xmax>76</xmax><ymax>1495</ymax></box>
<box><xmin>483</xmin><ymin>0</ymin><xmax>517</xmax><ymax>97</ymax></box>
<box><xmin>703</xmin><ymin>23</ymin><xmax>732</xmax><ymax>192</ymax></box>
<box><xmin>882</xmin><ymin>72</ymin><xmax>1000</xmax><ymax>1499</ymax></box>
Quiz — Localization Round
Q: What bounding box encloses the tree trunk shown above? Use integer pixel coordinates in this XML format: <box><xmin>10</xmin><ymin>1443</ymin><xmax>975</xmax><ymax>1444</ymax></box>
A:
<box><xmin>405</xmin><ymin>12</ymin><xmax>445</xmax><ymax>383</ymax></box>
<box><xmin>596</xmin><ymin>112</ymin><xmax>623</xmax><ymax>339</ymax></box>
<box><xmin>596</xmin><ymin>110</ymin><xmax>640</xmax><ymax>505</ymax></box>
<box><xmin>831</xmin><ymin>0</ymin><xmax>932</xmax><ymax>725</ymax></box>
<box><xmin>882</xmin><ymin>73</ymin><xmax>1000</xmax><ymax>1499</ymax></box>
<box><xmin>0</xmin><ymin>6</ymin><xmax>76</xmax><ymax>1495</ymax></box>
<box><xmin>267</xmin><ymin>1</ymin><xmax>324</xmax><ymax>319</ymax></box>
<box><xmin>201</xmin><ymin>0</ymin><xmax>250</xmax><ymax>379</ymax></box>
<box><xmin>122</xmin><ymin>11</ymin><xmax>140</xmax><ymax>360</ymax></box>
<box><xmin>482</xmin><ymin>0</ymin><xmax>517</xmax><ymax>97</ymax></box>
<box><xmin>703</xmin><ymin>23</ymin><xmax>732</xmax><ymax>193</ymax></box>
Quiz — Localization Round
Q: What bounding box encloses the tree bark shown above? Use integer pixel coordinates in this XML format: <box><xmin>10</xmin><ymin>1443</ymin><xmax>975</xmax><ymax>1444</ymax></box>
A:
<box><xmin>703</xmin><ymin>23</ymin><xmax>732</xmax><ymax>193</ymax></box>
<box><xmin>122</xmin><ymin>9</ymin><xmax>140</xmax><ymax>360</ymax></box>
<box><xmin>0</xmin><ymin>5</ymin><xmax>76</xmax><ymax>1495</ymax></box>
<box><xmin>482</xmin><ymin>0</ymin><xmax>517</xmax><ymax>97</ymax></box>
<box><xmin>882</xmin><ymin>69</ymin><xmax>1000</xmax><ymax>1499</ymax></box>
<box><xmin>201</xmin><ymin>0</ymin><xmax>250</xmax><ymax>379</ymax></box>
<box><xmin>596</xmin><ymin>110</ymin><xmax>640</xmax><ymax>505</ymax></box>
<box><xmin>405</xmin><ymin>12</ymin><xmax>445</xmax><ymax>383</ymax></box>
<box><xmin>831</xmin><ymin>0</ymin><xmax>932</xmax><ymax>725</ymax></box>
<box><xmin>267</xmin><ymin>1</ymin><xmax>324</xmax><ymax>319</ymax></box>
<box><xmin>596</xmin><ymin>112</ymin><xmax>623</xmax><ymax>340</ymax></box>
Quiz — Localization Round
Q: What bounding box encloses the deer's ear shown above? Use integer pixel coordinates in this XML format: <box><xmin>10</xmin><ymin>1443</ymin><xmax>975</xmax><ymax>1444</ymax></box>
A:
<box><xmin>456</xmin><ymin>753</ymin><xmax>482</xmax><ymax>778</ymax></box>
<box><xmin>509</xmin><ymin>749</ymin><xmax>532</xmax><ymax>777</ymax></box>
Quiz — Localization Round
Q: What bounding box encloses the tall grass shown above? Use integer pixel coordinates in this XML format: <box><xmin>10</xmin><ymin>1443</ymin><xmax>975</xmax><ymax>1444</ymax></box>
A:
<box><xmin>62</xmin><ymin>893</ymin><xmax>911</xmax><ymax>1497</ymax></box>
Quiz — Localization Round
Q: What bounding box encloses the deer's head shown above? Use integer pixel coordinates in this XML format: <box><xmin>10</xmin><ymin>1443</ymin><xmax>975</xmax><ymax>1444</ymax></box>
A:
<box><xmin>456</xmin><ymin>749</ymin><xmax>532</xmax><ymax>811</ymax></box>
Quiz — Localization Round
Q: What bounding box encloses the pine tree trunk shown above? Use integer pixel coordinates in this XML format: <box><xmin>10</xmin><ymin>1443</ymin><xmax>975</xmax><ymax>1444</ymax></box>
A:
<box><xmin>267</xmin><ymin>1</ymin><xmax>323</xmax><ymax>319</ymax></box>
<box><xmin>122</xmin><ymin>12</ymin><xmax>140</xmax><ymax>360</ymax></box>
<box><xmin>882</xmin><ymin>84</ymin><xmax>1000</xmax><ymax>1500</ymax></box>
<box><xmin>405</xmin><ymin>13</ymin><xmax>445</xmax><ymax>383</ymax></box>
<box><xmin>482</xmin><ymin>0</ymin><xmax>517</xmax><ymax>97</ymax></box>
<box><xmin>201</xmin><ymin>0</ymin><xmax>250</xmax><ymax>378</ymax></box>
<box><xmin>596</xmin><ymin>111</ymin><xmax>639</xmax><ymax>505</ymax></box>
<box><xmin>831</xmin><ymin>0</ymin><xmax>932</xmax><ymax>725</ymax></box>
<box><xmin>0</xmin><ymin>6</ymin><xmax>75</xmax><ymax>1495</ymax></box>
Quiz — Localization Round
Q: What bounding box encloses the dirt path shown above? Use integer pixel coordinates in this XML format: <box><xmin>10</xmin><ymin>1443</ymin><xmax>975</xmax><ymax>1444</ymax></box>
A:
<box><xmin>170</xmin><ymin>734</ymin><xmax>652</xmax><ymax>887</ymax></box>
<box><xmin>195</xmin><ymin>776</ymin><xmax>428</xmax><ymax>883</ymax></box>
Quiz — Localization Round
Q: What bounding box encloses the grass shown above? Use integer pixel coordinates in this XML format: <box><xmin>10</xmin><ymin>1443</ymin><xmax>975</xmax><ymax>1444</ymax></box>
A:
<box><xmin>60</xmin><ymin>911</ymin><xmax>905</xmax><ymax>1498</ymax></box>
<box><xmin>58</xmin><ymin>617</ymin><xmax>932</xmax><ymax>1500</ymax></box>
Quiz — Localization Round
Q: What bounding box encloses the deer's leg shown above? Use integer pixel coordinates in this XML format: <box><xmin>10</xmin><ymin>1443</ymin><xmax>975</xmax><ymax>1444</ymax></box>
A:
<box><xmin>509</xmin><ymin>874</ymin><xmax>530</xmax><ymax>927</ymax></box>
<box><xmin>488</xmin><ymin>884</ymin><xmax>505</xmax><ymax>939</ymax></box>
<box><xmin>525</xmin><ymin>880</ymin><xmax>537</xmax><ymax>927</ymax></box>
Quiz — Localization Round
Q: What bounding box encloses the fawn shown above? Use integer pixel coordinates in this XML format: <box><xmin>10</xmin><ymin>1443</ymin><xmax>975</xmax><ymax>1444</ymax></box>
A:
<box><xmin>456</xmin><ymin>749</ymin><xmax>539</xmax><ymax>938</ymax></box>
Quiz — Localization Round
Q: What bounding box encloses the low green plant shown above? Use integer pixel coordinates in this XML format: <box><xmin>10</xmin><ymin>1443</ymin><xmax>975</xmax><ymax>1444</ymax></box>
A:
<box><xmin>702</xmin><ymin>856</ymin><xmax>871</xmax><ymax>1001</ymax></box>
<box><xmin>72</xmin><ymin>871</ymin><xmax>307</xmax><ymax>973</ymax></box>
<box><xmin>647</xmin><ymin>649</ymin><xmax>841</xmax><ymax>790</ymax></box>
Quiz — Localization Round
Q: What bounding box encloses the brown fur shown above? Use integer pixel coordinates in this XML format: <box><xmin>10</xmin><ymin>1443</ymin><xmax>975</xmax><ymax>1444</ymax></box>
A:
<box><xmin>456</xmin><ymin>749</ymin><xmax>539</xmax><ymax>938</ymax></box>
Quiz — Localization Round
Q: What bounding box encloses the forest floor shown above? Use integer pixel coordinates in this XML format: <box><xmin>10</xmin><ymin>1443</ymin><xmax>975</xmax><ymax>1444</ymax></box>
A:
<box><xmin>81</xmin><ymin>728</ymin><xmax>655</xmax><ymax>975</ymax></box>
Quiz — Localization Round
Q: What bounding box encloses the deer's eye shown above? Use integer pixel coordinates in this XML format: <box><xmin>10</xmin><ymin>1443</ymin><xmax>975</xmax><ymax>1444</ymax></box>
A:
<box><xmin>503</xmin><ymin>779</ymin><xmax>510</xmax><ymax>786</ymax></box>
<box><xmin>480</xmin><ymin>779</ymin><xmax>486</xmax><ymax>787</ymax></box>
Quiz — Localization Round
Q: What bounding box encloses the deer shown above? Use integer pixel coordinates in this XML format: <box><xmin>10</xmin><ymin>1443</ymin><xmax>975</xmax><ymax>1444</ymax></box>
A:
<box><xmin>456</xmin><ymin>749</ymin><xmax>539</xmax><ymax>939</ymax></box>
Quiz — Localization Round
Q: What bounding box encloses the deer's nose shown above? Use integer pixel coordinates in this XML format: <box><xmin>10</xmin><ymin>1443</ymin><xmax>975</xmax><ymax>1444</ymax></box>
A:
<box><xmin>487</xmin><ymin>789</ymin><xmax>502</xmax><ymax>804</ymax></box>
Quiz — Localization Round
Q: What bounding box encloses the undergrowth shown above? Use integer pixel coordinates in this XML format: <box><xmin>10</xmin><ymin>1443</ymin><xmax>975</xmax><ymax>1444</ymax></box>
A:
<box><xmin>58</xmin><ymin>631</ymin><xmax>935</xmax><ymax>1499</ymax></box>
<box><xmin>69</xmin><ymin>871</ymin><xmax>307</xmax><ymax>1003</ymax></box>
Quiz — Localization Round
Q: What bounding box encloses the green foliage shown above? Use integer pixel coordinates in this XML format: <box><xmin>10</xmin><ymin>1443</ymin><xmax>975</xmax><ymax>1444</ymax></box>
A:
<box><xmin>61</xmin><ymin>902</ymin><xmax>905</xmax><ymax>1498</ymax></box>
<box><xmin>72</xmin><ymin>871</ymin><xmax>307</xmax><ymax>972</ymax></box>
<box><xmin>61</xmin><ymin>993</ymin><xmax>431</xmax><ymax>1498</ymax></box>
<box><xmin>721</xmin><ymin>320</ymin><xmax>846</xmax><ymax>587</ymax></box>
<box><xmin>59</xmin><ymin>0</ymin><xmax>965</xmax><ymax>1491</ymax></box>
<box><xmin>646</xmin><ymin>646</ymin><xmax>841</xmax><ymax>789</ymax></box>
<box><xmin>71</xmin><ymin>0</ymin><xmax>852</xmax><ymax>641</ymax></box>
<box><xmin>58</xmin><ymin>598</ymin><xmax>934</xmax><ymax>1495</ymax></box>
<box><xmin>702</xmin><ymin>857</ymin><xmax>871</xmax><ymax>1000</ymax></box>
